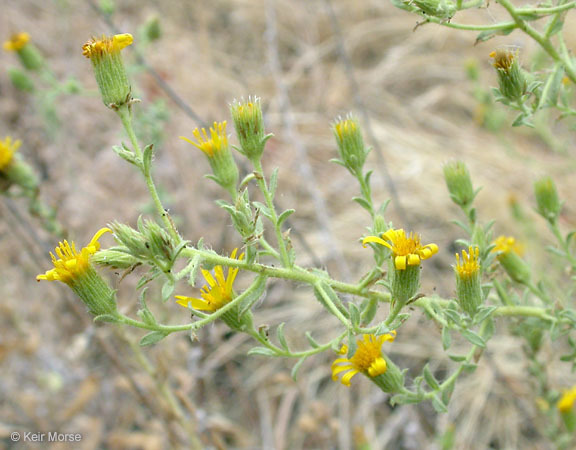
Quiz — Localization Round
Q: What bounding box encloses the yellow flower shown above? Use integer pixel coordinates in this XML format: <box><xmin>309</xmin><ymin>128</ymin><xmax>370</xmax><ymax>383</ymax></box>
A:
<box><xmin>490</xmin><ymin>49</ymin><xmax>516</xmax><ymax>72</ymax></box>
<box><xmin>176</xmin><ymin>248</ymin><xmax>244</xmax><ymax>312</ymax></box>
<box><xmin>455</xmin><ymin>246</ymin><xmax>480</xmax><ymax>279</ymax></box>
<box><xmin>82</xmin><ymin>33</ymin><xmax>133</xmax><ymax>59</ymax></box>
<box><xmin>332</xmin><ymin>332</ymin><xmax>396</xmax><ymax>386</ymax></box>
<box><xmin>180</xmin><ymin>122</ymin><xmax>228</xmax><ymax>158</ymax></box>
<box><xmin>363</xmin><ymin>229</ymin><xmax>438</xmax><ymax>270</ymax></box>
<box><xmin>3</xmin><ymin>32</ymin><xmax>30</xmax><ymax>52</ymax></box>
<box><xmin>492</xmin><ymin>235</ymin><xmax>524</xmax><ymax>257</ymax></box>
<box><xmin>37</xmin><ymin>228</ymin><xmax>112</xmax><ymax>285</ymax></box>
<box><xmin>557</xmin><ymin>386</ymin><xmax>576</xmax><ymax>413</ymax></box>
<box><xmin>0</xmin><ymin>136</ymin><xmax>21</xmax><ymax>171</ymax></box>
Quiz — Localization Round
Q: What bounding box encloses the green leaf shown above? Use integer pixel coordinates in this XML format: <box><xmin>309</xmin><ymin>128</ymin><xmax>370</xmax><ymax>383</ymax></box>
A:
<box><xmin>448</xmin><ymin>354</ymin><xmax>467</xmax><ymax>362</ymax></box>
<box><xmin>142</xmin><ymin>143</ymin><xmax>154</xmax><ymax>175</ymax></box>
<box><xmin>276</xmin><ymin>322</ymin><xmax>290</xmax><ymax>351</ymax></box>
<box><xmin>247</xmin><ymin>346</ymin><xmax>278</xmax><ymax>357</ymax></box>
<box><xmin>473</xmin><ymin>306</ymin><xmax>497</xmax><ymax>325</ymax></box>
<box><xmin>432</xmin><ymin>395</ymin><xmax>448</xmax><ymax>413</ymax></box>
<box><xmin>461</xmin><ymin>329</ymin><xmax>486</xmax><ymax>348</ymax></box>
<box><xmin>441</xmin><ymin>326</ymin><xmax>452</xmax><ymax>350</ymax></box>
<box><xmin>269</xmin><ymin>168</ymin><xmax>279</xmax><ymax>198</ymax></box>
<box><xmin>277</xmin><ymin>209</ymin><xmax>295</xmax><ymax>227</ymax></box>
<box><xmin>444</xmin><ymin>308</ymin><xmax>461</xmax><ymax>325</ymax></box>
<box><xmin>475</xmin><ymin>25</ymin><xmax>515</xmax><ymax>44</ymax></box>
<box><xmin>305</xmin><ymin>331</ymin><xmax>320</xmax><ymax>348</ymax></box>
<box><xmin>291</xmin><ymin>357</ymin><xmax>306</xmax><ymax>381</ymax></box>
<box><xmin>348</xmin><ymin>303</ymin><xmax>361</xmax><ymax>327</ymax></box>
<box><xmin>423</xmin><ymin>364</ymin><xmax>440</xmax><ymax>390</ymax></box>
<box><xmin>462</xmin><ymin>363</ymin><xmax>478</xmax><ymax>373</ymax></box>
<box><xmin>161</xmin><ymin>279</ymin><xmax>175</xmax><ymax>302</ymax></box>
<box><xmin>353</xmin><ymin>196</ymin><xmax>373</xmax><ymax>212</ymax></box>
<box><xmin>93</xmin><ymin>313</ymin><xmax>121</xmax><ymax>323</ymax></box>
<box><xmin>390</xmin><ymin>393</ymin><xmax>421</xmax><ymax>406</ymax></box>
<box><xmin>252</xmin><ymin>201</ymin><xmax>271</xmax><ymax>220</ymax></box>
<box><xmin>139</xmin><ymin>331</ymin><xmax>169</xmax><ymax>346</ymax></box>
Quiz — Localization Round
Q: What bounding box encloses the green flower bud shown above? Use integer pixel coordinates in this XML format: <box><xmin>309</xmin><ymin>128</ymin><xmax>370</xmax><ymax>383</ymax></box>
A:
<box><xmin>333</xmin><ymin>115</ymin><xmax>369</xmax><ymax>176</ymax></box>
<box><xmin>180</xmin><ymin>122</ymin><xmax>239</xmax><ymax>197</ymax></box>
<box><xmin>8</xmin><ymin>67</ymin><xmax>35</xmax><ymax>92</ymax></box>
<box><xmin>82</xmin><ymin>34</ymin><xmax>133</xmax><ymax>109</ymax></box>
<box><xmin>490</xmin><ymin>49</ymin><xmax>527</xmax><ymax>101</ymax></box>
<box><xmin>455</xmin><ymin>246</ymin><xmax>482</xmax><ymax>316</ymax></box>
<box><xmin>230</xmin><ymin>97</ymin><xmax>268</xmax><ymax>163</ymax></box>
<box><xmin>36</xmin><ymin>228</ymin><xmax>117</xmax><ymax>316</ymax></box>
<box><xmin>0</xmin><ymin>137</ymin><xmax>39</xmax><ymax>192</ymax></box>
<box><xmin>4</xmin><ymin>33</ymin><xmax>45</xmax><ymax>71</ymax></box>
<box><xmin>143</xmin><ymin>16</ymin><xmax>162</xmax><ymax>42</ymax></box>
<box><xmin>411</xmin><ymin>0</ymin><xmax>456</xmax><ymax>20</ymax></box>
<box><xmin>534</xmin><ymin>176</ymin><xmax>561</xmax><ymax>224</ymax></box>
<box><xmin>443</xmin><ymin>161</ymin><xmax>475</xmax><ymax>208</ymax></box>
<box><xmin>92</xmin><ymin>248</ymin><xmax>140</xmax><ymax>269</ymax></box>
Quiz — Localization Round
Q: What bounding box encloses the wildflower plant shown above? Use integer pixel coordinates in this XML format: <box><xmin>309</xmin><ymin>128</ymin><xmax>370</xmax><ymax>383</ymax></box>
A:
<box><xmin>3</xmin><ymin>19</ymin><xmax>573</xmax><ymax>448</ymax></box>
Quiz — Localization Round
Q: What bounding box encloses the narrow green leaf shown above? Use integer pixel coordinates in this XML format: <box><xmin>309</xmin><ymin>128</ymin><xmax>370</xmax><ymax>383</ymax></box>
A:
<box><xmin>276</xmin><ymin>323</ymin><xmax>290</xmax><ymax>351</ymax></box>
<box><xmin>461</xmin><ymin>329</ymin><xmax>486</xmax><ymax>348</ymax></box>
<box><xmin>269</xmin><ymin>168</ymin><xmax>279</xmax><ymax>198</ymax></box>
<box><xmin>291</xmin><ymin>357</ymin><xmax>306</xmax><ymax>381</ymax></box>
<box><xmin>247</xmin><ymin>346</ymin><xmax>278</xmax><ymax>357</ymax></box>
<box><xmin>423</xmin><ymin>364</ymin><xmax>440</xmax><ymax>390</ymax></box>
<box><xmin>277</xmin><ymin>209</ymin><xmax>295</xmax><ymax>227</ymax></box>
<box><xmin>432</xmin><ymin>395</ymin><xmax>448</xmax><ymax>413</ymax></box>
<box><xmin>139</xmin><ymin>331</ymin><xmax>169</xmax><ymax>346</ymax></box>
<box><xmin>161</xmin><ymin>280</ymin><xmax>175</xmax><ymax>302</ymax></box>
<box><xmin>441</xmin><ymin>326</ymin><xmax>452</xmax><ymax>350</ymax></box>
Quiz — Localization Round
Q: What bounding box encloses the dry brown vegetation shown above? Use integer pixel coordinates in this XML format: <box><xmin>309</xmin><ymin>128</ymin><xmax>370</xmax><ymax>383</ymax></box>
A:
<box><xmin>2</xmin><ymin>0</ymin><xmax>576</xmax><ymax>449</ymax></box>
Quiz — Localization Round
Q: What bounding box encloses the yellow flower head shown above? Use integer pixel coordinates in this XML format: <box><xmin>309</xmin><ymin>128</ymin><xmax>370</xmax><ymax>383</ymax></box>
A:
<box><xmin>557</xmin><ymin>385</ymin><xmax>576</xmax><ymax>413</ymax></box>
<box><xmin>455</xmin><ymin>246</ymin><xmax>480</xmax><ymax>279</ymax></box>
<box><xmin>176</xmin><ymin>248</ymin><xmax>244</xmax><ymax>312</ymax></box>
<box><xmin>3</xmin><ymin>32</ymin><xmax>30</xmax><ymax>52</ymax></box>
<box><xmin>490</xmin><ymin>49</ymin><xmax>516</xmax><ymax>73</ymax></box>
<box><xmin>363</xmin><ymin>229</ymin><xmax>439</xmax><ymax>270</ymax></box>
<box><xmin>0</xmin><ymin>136</ymin><xmax>21</xmax><ymax>171</ymax></box>
<box><xmin>492</xmin><ymin>235</ymin><xmax>524</xmax><ymax>257</ymax></box>
<box><xmin>180</xmin><ymin>122</ymin><xmax>228</xmax><ymax>158</ymax></box>
<box><xmin>37</xmin><ymin>228</ymin><xmax>111</xmax><ymax>285</ymax></box>
<box><xmin>82</xmin><ymin>33</ymin><xmax>133</xmax><ymax>59</ymax></box>
<box><xmin>332</xmin><ymin>332</ymin><xmax>396</xmax><ymax>386</ymax></box>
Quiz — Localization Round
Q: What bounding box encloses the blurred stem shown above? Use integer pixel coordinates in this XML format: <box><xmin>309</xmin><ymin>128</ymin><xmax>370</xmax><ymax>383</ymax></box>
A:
<box><xmin>116</xmin><ymin>104</ymin><xmax>180</xmax><ymax>243</ymax></box>
<box><xmin>550</xmin><ymin>221</ymin><xmax>576</xmax><ymax>269</ymax></box>
<box><xmin>253</xmin><ymin>160</ymin><xmax>291</xmax><ymax>267</ymax></box>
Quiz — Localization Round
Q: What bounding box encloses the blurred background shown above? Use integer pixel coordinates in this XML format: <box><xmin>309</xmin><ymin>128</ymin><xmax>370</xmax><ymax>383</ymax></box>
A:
<box><xmin>1</xmin><ymin>0</ymin><xmax>575</xmax><ymax>448</ymax></box>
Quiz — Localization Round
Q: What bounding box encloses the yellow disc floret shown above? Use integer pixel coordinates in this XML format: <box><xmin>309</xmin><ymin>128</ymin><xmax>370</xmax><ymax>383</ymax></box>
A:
<box><xmin>455</xmin><ymin>246</ymin><xmax>480</xmax><ymax>279</ymax></box>
<box><xmin>332</xmin><ymin>332</ymin><xmax>396</xmax><ymax>386</ymax></box>
<box><xmin>557</xmin><ymin>385</ymin><xmax>576</xmax><ymax>413</ymax></box>
<box><xmin>492</xmin><ymin>235</ymin><xmax>524</xmax><ymax>257</ymax></box>
<box><xmin>37</xmin><ymin>228</ymin><xmax>112</xmax><ymax>285</ymax></box>
<box><xmin>363</xmin><ymin>229</ymin><xmax>438</xmax><ymax>270</ymax></box>
<box><xmin>0</xmin><ymin>136</ymin><xmax>21</xmax><ymax>171</ymax></box>
<box><xmin>82</xmin><ymin>33</ymin><xmax>133</xmax><ymax>59</ymax></box>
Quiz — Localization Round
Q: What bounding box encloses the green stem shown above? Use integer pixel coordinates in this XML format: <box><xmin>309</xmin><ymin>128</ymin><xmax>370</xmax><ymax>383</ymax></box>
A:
<box><xmin>116</xmin><ymin>105</ymin><xmax>180</xmax><ymax>242</ymax></box>
<box><xmin>253</xmin><ymin>160</ymin><xmax>291</xmax><ymax>267</ymax></box>
<box><xmin>248</xmin><ymin>328</ymin><xmax>347</xmax><ymax>358</ymax></box>
<box><xmin>315</xmin><ymin>281</ymin><xmax>352</xmax><ymax>329</ymax></box>
<box><xmin>550</xmin><ymin>221</ymin><xmax>576</xmax><ymax>269</ymax></box>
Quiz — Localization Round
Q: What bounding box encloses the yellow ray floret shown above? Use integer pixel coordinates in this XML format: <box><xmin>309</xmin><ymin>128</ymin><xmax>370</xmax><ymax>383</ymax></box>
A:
<box><xmin>557</xmin><ymin>385</ymin><xmax>576</xmax><ymax>413</ymax></box>
<box><xmin>3</xmin><ymin>32</ymin><xmax>30</xmax><ymax>52</ymax></box>
<box><xmin>37</xmin><ymin>228</ymin><xmax>111</xmax><ymax>285</ymax></box>
<box><xmin>334</xmin><ymin>117</ymin><xmax>358</xmax><ymax>141</ymax></box>
<box><xmin>363</xmin><ymin>229</ymin><xmax>438</xmax><ymax>270</ymax></box>
<box><xmin>455</xmin><ymin>246</ymin><xmax>480</xmax><ymax>279</ymax></box>
<box><xmin>180</xmin><ymin>122</ymin><xmax>228</xmax><ymax>158</ymax></box>
<box><xmin>176</xmin><ymin>248</ymin><xmax>244</xmax><ymax>312</ymax></box>
<box><xmin>332</xmin><ymin>332</ymin><xmax>396</xmax><ymax>386</ymax></box>
<box><xmin>82</xmin><ymin>33</ymin><xmax>133</xmax><ymax>59</ymax></box>
<box><xmin>0</xmin><ymin>136</ymin><xmax>21</xmax><ymax>171</ymax></box>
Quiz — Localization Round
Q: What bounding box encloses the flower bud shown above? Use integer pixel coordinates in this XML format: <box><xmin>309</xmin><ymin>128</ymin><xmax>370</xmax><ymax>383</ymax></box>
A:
<box><xmin>82</xmin><ymin>34</ymin><xmax>133</xmax><ymax>109</ymax></box>
<box><xmin>333</xmin><ymin>115</ymin><xmax>369</xmax><ymax>176</ymax></box>
<box><xmin>492</xmin><ymin>236</ymin><xmax>531</xmax><ymax>285</ymax></box>
<box><xmin>181</xmin><ymin>122</ymin><xmax>239</xmax><ymax>197</ymax></box>
<box><xmin>143</xmin><ymin>16</ymin><xmax>162</xmax><ymax>42</ymax></box>
<box><xmin>3</xmin><ymin>32</ymin><xmax>45</xmax><ymax>71</ymax></box>
<box><xmin>8</xmin><ymin>67</ymin><xmax>35</xmax><ymax>92</ymax></box>
<box><xmin>455</xmin><ymin>246</ymin><xmax>482</xmax><ymax>316</ymax></box>
<box><xmin>534</xmin><ymin>176</ymin><xmax>561</xmax><ymax>224</ymax></box>
<box><xmin>443</xmin><ymin>161</ymin><xmax>476</xmax><ymax>208</ymax></box>
<box><xmin>37</xmin><ymin>228</ymin><xmax>117</xmax><ymax>316</ymax></box>
<box><xmin>557</xmin><ymin>386</ymin><xmax>576</xmax><ymax>432</ymax></box>
<box><xmin>490</xmin><ymin>49</ymin><xmax>527</xmax><ymax>101</ymax></box>
<box><xmin>0</xmin><ymin>136</ymin><xmax>39</xmax><ymax>193</ymax></box>
<box><xmin>230</xmin><ymin>97</ymin><xmax>268</xmax><ymax>163</ymax></box>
